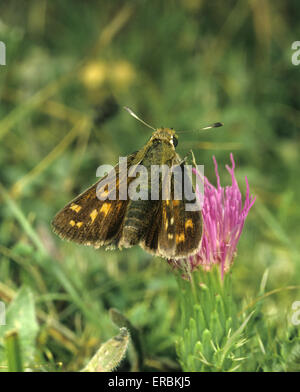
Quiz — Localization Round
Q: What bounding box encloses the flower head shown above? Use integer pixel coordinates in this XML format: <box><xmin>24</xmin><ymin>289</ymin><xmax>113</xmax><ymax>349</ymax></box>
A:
<box><xmin>176</xmin><ymin>154</ymin><xmax>256</xmax><ymax>277</ymax></box>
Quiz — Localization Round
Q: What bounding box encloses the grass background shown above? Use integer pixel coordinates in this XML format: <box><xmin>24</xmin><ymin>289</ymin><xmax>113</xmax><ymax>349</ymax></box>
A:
<box><xmin>0</xmin><ymin>0</ymin><xmax>299</xmax><ymax>371</ymax></box>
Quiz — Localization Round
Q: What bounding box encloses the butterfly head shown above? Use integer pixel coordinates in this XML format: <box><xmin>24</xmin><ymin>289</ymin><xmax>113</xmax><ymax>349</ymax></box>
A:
<box><xmin>151</xmin><ymin>128</ymin><xmax>178</xmax><ymax>148</ymax></box>
<box><xmin>123</xmin><ymin>108</ymin><xmax>179</xmax><ymax>148</ymax></box>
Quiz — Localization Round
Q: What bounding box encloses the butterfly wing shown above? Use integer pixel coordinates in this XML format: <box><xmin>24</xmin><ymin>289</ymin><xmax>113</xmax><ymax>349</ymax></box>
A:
<box><xmin>52</xmin><ymin>152</ymin><xmax>138</xmax><ymax>248</ymax></box>
<box><xmin>140</xmin><ymin>201</ymin><xmax>161</xmax><ymax>255</ymax></box>
<box><xmin>142</xmin><ymin>159</ymin><xmax>202</xmax><ymax>259</ymax></box>
<box><xmin>141</xmin><ymin>199</ymin><xmax>202</xmax><ymax>259</ymax></box>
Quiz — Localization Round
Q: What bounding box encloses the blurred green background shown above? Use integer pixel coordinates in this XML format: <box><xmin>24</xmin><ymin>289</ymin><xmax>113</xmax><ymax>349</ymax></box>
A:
<box><xmin>0</xmin><ymin>0</ymin><xmax>299</xmax><ymax>371</ymax></box>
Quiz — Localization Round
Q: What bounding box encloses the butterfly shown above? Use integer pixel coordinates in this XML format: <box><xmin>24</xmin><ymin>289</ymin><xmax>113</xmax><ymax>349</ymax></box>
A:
<box><xmin>52</xmin><ymin>108</ymin><xmax>209</xmax><ymax>260</ymax></box>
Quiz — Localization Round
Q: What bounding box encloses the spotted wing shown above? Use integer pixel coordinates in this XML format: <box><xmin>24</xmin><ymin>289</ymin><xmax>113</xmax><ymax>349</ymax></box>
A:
<box><xmin>142</xmin><ymin>159</ymin><xmax>202</xmax><ymax>259</ymax></box>
<box><xmin>52</xmin><ymin>152</ymin><xmax>138</xmax><ymax>248</ymax></box>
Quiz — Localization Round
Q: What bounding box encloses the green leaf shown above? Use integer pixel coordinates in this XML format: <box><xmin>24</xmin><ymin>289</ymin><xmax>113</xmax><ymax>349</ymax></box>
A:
<box><xmin>109</xmin><ymin>308</ymin><xmax>143</xmax><ymax>370</ymax></box>
<box><xmin>202</xmin><ymin>329</ymin><xmax>213</xmax><ymax>360</ymax></box>
<box><xmin>220</xmin><ymin>311</ymin><xmax>254</xmax><ymax>365</ymax></box>
<box><xmin>81</xmin><ymin>327</ymin><xmax>129</xmax><ymax>372</ymax></box>
<box><xmin>0</xmin><ymin>286</ymin><xmax>38</xmax><ymax>368</ymax></box>
<box><xmin>194</xmin><ymin>304</ymin><xmax>206</xmax><ymax>336</ymax></box>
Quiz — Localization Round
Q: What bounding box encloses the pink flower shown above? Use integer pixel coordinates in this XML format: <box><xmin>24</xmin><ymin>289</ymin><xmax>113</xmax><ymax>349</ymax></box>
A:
<box><xmin>177</xmin><ymin>154</ymin><xmax>256</xmax><ymax>277</ymax></box>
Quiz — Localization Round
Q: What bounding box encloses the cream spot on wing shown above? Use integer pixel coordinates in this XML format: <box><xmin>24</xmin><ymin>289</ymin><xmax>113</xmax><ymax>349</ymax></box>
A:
<box><xmin>99</xmin><ymin>202</ymin><xmax>110</xmax><ymax>215</ymax></box>
<box><xmin>185</xmin><ymin>219</ymin><xmax>193</xmax><ymax>230</ymax></box>
<box><xmin>170</xmin><ymin>217</ymin><xmax>174</xmax><ymax>225</ymax></box>
<box><xmin>90</xmin><ymin>209</ymin><xmax>98</xmax><ymax>223</ymax></box>
<box><xmin>70</xmin><ymin>204</ymin><xmax>82</xmax><ymax>213</ymax></box>
<box><xmin>69</xmin><ymin>220</ymin><xmax>75</xmax><ymax>226</ymax></box>
<box><xmin>168</xmin><ymin>233</ymin><xmax>173</xmax><ymax>240</ymax></box>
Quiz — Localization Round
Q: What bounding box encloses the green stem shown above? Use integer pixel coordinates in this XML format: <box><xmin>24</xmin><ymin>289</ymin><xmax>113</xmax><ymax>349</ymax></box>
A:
<box><xmin>5</xmin><ymin>330</ymin><xmax>24</xmax><ymax>372</ymax></box>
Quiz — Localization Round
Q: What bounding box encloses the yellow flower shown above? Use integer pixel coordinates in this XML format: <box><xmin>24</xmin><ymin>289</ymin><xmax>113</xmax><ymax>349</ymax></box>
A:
<box><xmin>81</xmin><ymin>61</ymin><xmax>108</xmax><ymax>89</ymax></box>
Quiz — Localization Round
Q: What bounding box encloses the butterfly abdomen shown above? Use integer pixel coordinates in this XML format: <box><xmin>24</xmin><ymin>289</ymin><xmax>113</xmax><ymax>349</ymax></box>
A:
<box><xmin>120</xmin><ymin>200</ymin><xmax>154</xmax><ymax>247</ymax></box>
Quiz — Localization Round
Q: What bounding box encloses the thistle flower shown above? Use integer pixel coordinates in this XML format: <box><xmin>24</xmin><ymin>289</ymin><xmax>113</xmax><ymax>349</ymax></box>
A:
<box><xmin>177</xmin><ymin>154</ymin><xmax>256</xmax><ymax>277</ymax></box>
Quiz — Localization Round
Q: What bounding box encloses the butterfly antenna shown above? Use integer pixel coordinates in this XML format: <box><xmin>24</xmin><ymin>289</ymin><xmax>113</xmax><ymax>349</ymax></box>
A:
<box><xmin>123</xmin><ymin>106</ymin><xmax>156</xmax><ymax>131</ymax></box>
<box><xmin>200</xmin><ymin>122</ymin><xmax>223</xmax><ymax>130</ymax></box>
<box><xmin>176</xmin><ymin>122</ymin><xmax>224</xmax><ymax>134</ymax></box>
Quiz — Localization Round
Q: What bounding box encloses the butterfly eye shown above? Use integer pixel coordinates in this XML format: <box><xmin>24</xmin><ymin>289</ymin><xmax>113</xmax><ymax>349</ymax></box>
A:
<box><xmin>172</xmin><ymin>136</ymin><xmax>178</xmax><ymax>147</ymax></box>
